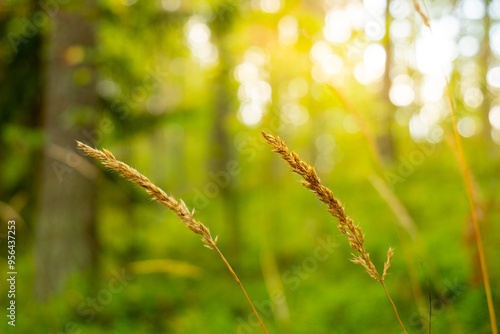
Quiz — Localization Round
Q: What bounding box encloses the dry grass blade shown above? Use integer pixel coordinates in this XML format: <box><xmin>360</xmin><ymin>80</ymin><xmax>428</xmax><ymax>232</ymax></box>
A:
<box><xmin>445</xmin><ymin>88</ymin><xmax>498</xmax><ymax>334</ymax></box>
<box><xmin>262</xmin><ymin>131</ymin><xmax>406</xmax><ymax>333</ymax></box>
<box><xmin>413</xmin><ymin>0</ymin><xmax>430</xmax><ymax>27</ymax></box>
<box><xmin>413</xmin><ymin>1</ymin><xmax>497</xmax><ymax>332</ymax></box>
<box><xmin>76</xmin><ymin>141</ymin><xmax>269</xmax><ymax>334</ymax></box>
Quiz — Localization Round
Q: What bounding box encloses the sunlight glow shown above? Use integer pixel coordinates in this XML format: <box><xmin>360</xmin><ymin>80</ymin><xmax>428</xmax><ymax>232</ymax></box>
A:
<box><xmin>310</xmin><ymin>40</ymin><xmax>345</xmax><ymax>83</ymax></box>
<box><xmin>238</xmin><ymin>81</ymin><xmax>272</xmax><ymax>104</ymax></box>
<box><xmin>420</xmin><ymin>104</ymin><xmax>441</xmax><ymax>124</ymax></box>
<box><xmin>389</xmin><ymin>0</ymin><xmax>411</xmax><ymax>19</ymax></box>
<box><xmin>490</xmin><ymin>0</ymin><xmax>500</xmax><ymax>19</ymax></box>
<box><xmin>235</xmin><ymin>48</ymin><xmax>271</xmax><ymax>126</ymax></box>
<box><xmin>459</xmin><ymin>36</ymin><xmax>480</xmax><ymax>57</ymax></box>
<box><xmin>363</xmin><ymin>0</ymin><xmax>386</xmax><ymax>40</ymax></box>
<box><xmin>363</xmin><ymin>44</ymin><xmax>386</xmax><ymax>70</ymax></box>
<box><xmin>489</xmin><ymin>24</ymin><xmax>500</xmax><ymax>56</ymax></box>
<box><xmin>322</xmin><ymin>54</ymin><xmax>344</xmax><ymax>75</ymax></box>
<box><xmin>348</xmin><ymin>3</ymin><xmax>367</xmax><ymax>30</ymax></box>
<box><xmin>254</xmin><ymin>0</ymin><xmax>281</xmax><ymax>13</ymax></box>
<box><xmin>415</xmin><ymin>35</ymin><xmax>456</xmax><ymax>75</ymax></box>
<box><xmin>324</xmin><ymin>10</ymin><xmax>351</xmax><ymax>43</ymax></box>
<box><xmin>409</xmin><ymin>114</ymin><xmax>443</xmax><ymax>142</ymax></box>
<box><xmin>235</xmin><ymin>62</ymin><xmax>260</xmax><ymax>82</ymax></box>
<box><xmin>414</xmin><ymin>15</ymin><xmax>459</xmax><ymax>75</ymax></box>
<box><xmin>390</xmin><ymin>84</ymin><xmax>414</xmax><ymax>106</ymax></box>
<box><xmin>363</xmin><ymin>0</ymin><xmax>386</xmax><ymax>15</ymax></box>
<box><xmin>420</xmin><ymin>75</ymin><xmax>446</xmax><ymax>103</ymax></box>
<box><xmin>463</xmin><ymin>87</ymin><xmax>483</xmax><ymax>108</ymax></box>
<box><xmin>457</xmin><ymin>116</ymin><xmax>477</xmax><ymax>137</ymax></box>
<box><xmin>487</xmin><ymin>66</ymin><xmax>500</xmax><ymax>88</ymax></box>
<box><xmin>188</xmin><ymin>22</ymin><xmax>210</xmax><ymax>44</ymax></box>
<box><xmin>390</xmin><ymin>19</ymin><xmax>412</xmax><ymax>40</ymax></box>
<box><xmin>310</xmin><ymin>41</ymin><xmax>332</xmax><ymax>63</ymax></box>
<box><xmin>185</xmin><ymin>17</ymin><xmax>218</xmax><ymax>66</ymax></box>
<box><xmin>279</xmin><ymin>15</ymin><xmax>299</xmax><ymax>46</ymax></box>
<box><xmin>489</xmin><ymin>106</ymin><xmax>500</xmax><ymax>130</ymax></box>
<box><xmin>354</xmin><ymin>62</ymin><xmax>384</xmax><ymax>85</ymax></box>
<box><xmin>461</xmin><ymin>0</ymin><xmax>486</xmax><ymax>19</ymax></box>
<box><xmin>365</xmin><ymin>20</ymin><xmax>385</xmax><ymax>41</ymax></box>
<box><xmin>239</xmin><ymin>103</ymin><xmax>263</xmax><ymax>125</ymax></box>
<box><xmin>409</xmin><ymin>115</ymin><xmax>428</xmax><ymax>141</ymax></box>
<box><xmin>390</xmin><ymin>75</ymin><xmax>415</xmax><ymax>106</ymax></box>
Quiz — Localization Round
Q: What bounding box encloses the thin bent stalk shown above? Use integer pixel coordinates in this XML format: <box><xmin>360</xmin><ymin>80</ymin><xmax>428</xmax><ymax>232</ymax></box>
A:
<box><xmin>412</xmin><ymin>2</ymin><xmax>497</xmax><ymax>331</ymax></box>
<box><xmin>213</xmin><ymin>247</ymin><xmax>269</xmax><ymax>334</ymax></box>
<box><xmin>381</xmin><ymin>281</ymin><xmax>406</xmax><ymax>333</ymax></box>
<box><xmin>445</xmin><ymin>88</ymin><xmax>497</xmax><ymax>334</ymax></box>
<box><xmin>77</xmin><ymin>141</ymin><xmax>268</xmax><ymax>334</ymax></box>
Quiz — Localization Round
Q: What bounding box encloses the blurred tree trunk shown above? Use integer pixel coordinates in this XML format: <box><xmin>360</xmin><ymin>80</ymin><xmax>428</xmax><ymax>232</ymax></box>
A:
<box><xmin>35</xmin><ymin>3</ymin><xmax>98</xmax><ymax>302</ymax></box>
<box><xmin>210</xmin><ymin>5</ymin><xmax>242</xmax><ymax>258</ymax></box>
<box><xmin>379</xmin><ymin>0</ymin><xmax>395</xmax><ymax>165</ymax></box>
<box><xmin>210</xmin><ymin>73</ymin><xmax>242</xmax><ymax>256</ymax></box>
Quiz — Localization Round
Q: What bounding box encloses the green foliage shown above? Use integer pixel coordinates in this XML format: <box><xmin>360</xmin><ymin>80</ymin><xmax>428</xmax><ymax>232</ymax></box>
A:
<box><xmin>1</xmin><ymin>0</ymin><xmax>499</xmax><ymax>333</ymax></box>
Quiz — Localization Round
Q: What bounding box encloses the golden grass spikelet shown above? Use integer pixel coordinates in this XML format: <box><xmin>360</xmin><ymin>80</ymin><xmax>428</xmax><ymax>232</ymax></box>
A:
<box><xmin>262</xmin><ymin>131</ymin><xmax>393</xmax><ymax>282</ymax></box>
<box><xmin>262</xmin><ymin>131</ymin><xmax>407</xmax><ymax>333</ymax></box>
<box><xmin>77</xmin><ymin>141</ymin><xmax>269</xmax><ymax>334</ymax></box>
<box><xmin>382</xmin><ymin>247</ymin><xmax>394</xmax><ymax>280</ymax></box>
<box><xmin>76</xmin><ymin>141</ymin><xmax>217</xmax><ymax>249</ymax></box>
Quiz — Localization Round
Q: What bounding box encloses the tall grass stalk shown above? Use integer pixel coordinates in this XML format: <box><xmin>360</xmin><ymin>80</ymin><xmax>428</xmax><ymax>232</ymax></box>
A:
<box><xmin>445</xmin><ymin>88</ymin><xmax>498</xmax><ymax>334</ymax></box>
<box><xmin>412</xmin><ymin>2</ymin><xmax>498</xmax><ymax>331</ymax></box>
<box><xmin>328</xmin><ymin>87</ymin><xmax>426</xmax><ymax>313</ymax></box>
<box><xmin>77</xmin><ymin>141</ymin><xmax>269</xmax><ymax>334</ymax></box>
<box><xmin>262</xmin><ymin>132</ymin><xmax>407</xmax><ymax>333</ymax></box>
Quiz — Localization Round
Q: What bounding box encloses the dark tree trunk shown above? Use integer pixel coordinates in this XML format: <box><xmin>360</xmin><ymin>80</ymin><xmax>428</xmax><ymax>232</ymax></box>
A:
<box><xmin>210</xmin><ymin>6</ymin><xmax>242</xmax><ymax>258</ymax></box>
<box><xmin>35</xmin><ymin>3</ymin><xmax>98</xmax><ymax>302</ymax></box>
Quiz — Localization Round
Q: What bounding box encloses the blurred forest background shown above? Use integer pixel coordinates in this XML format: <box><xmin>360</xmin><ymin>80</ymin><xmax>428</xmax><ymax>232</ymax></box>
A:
<box><xmin>1</xmin><ymin>0</ymin><xmax>500</xmax><ymax>333</ymax></box>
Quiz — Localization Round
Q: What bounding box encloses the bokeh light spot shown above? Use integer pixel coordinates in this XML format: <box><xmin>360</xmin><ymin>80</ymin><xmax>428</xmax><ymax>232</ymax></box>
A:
<box><xmin>343</xmin><ymin>115</ymin><xmax>360</xmax><ymax>133</ymax></box>
<box><xmin>278</xmin><ymin>15</ymin><xmax>299</xmax><ymax>46</ymax></box>
<box><xmin>457</xmin><ymin>116</ymin><xmax>477</xmax><ymax>137</ymax></box>
<box><xmin>487</xmin><ymin>67</ymin><xmax>500</xmax><ymax>88</ymax></box>
<box><xmin>489</xmin><ymin>106</ymin><xmax>500</xmax><ymax>130</ymax></box>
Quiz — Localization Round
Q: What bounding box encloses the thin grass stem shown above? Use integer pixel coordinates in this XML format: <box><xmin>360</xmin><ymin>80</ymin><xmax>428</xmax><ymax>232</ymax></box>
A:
<box><xmin>412</xmin><ymin>3</ymin><xmax>498</xmax><ymax>331</ymax></box>
<box><xmin>380</xmin><ymin>281</ymin><xmax>407</xmax><ymax>334</ymax></box>
<box><xmin>445</xmin><ymin>87</ymin><xmax>497</xmax><ymax>334</ymax></box>
<box><xmin>213</xmin><ymin>246</ymin><xmax>269</xmax><ymax>334</ymax></box>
